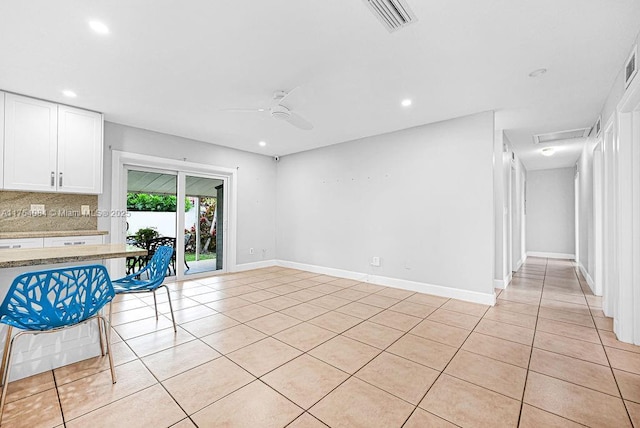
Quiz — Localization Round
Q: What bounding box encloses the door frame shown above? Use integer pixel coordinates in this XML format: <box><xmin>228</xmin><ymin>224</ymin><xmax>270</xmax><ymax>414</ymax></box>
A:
<box><xmin>109</xmin><ymin>150</ymin><xmax>238</xmax><ymax>280</ymax></box>
<box><xmin>592</xmin><ymin>141</ymin><xmax>604</xmax><ymax>296</ymax></box>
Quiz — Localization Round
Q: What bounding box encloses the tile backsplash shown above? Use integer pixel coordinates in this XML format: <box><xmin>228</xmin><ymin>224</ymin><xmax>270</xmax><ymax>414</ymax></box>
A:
<box><xmin>0</xmin><ymin>191</ymin><xmax>98</xmax><ymax>232</ymax></box>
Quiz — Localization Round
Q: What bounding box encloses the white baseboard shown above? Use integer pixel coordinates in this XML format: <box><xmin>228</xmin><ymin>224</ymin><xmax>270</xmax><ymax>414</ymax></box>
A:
<box><xmin>527</xmin><ymin>251</ymin><xmax>575</xmax><ymax>260</ymax></box>
<box><xmin>578</xmin><ymin>262</ymin><xmax>596</xmax><ymax>294</ymax></box>
<box><xmin>232</xmin><ymin>260</ymin><xmax>277</xmax><ymax>272</ymax></box>
<box><xmin>515</xmin><ymin>258</ymin><xmax>524</xmax><ymax>271</ymax></box>
<box><xmin>277</xmin><ymin>260</ymin><xmax>496</xmax><ymax>306</ymax></box>
<box><xmin>493</xmin><ymin>272</ymin><xmax>512</xmax><ymax>290</ymax></box>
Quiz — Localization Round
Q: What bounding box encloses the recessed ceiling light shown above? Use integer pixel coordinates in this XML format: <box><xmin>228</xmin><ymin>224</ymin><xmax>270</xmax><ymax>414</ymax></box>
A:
<box><xmin>89</xmin><ymin>20</ymin><xmax>110</xmax><ymax>35</ymax></box>
<box><xmin>259</xmin><ymin>141</ymin><xmax>267</xmax><ymax>147</ymax></box>
<box><xmin>62</xmin><ymin>90</ymin><xmax>77</xmax><ymax>98</ymax></box>
<box><xmin>529</xmin><ymin>68</ymin><xmax>547</xmax><ymax>78</ymax></box>
<box><xmin>541</xmin><ymin>147</ymin><xmax>556</xmax><ymax>156</ymax></box>
<box><xmin>401</xmin><ymin>99</ymin><xmax>412</xmax><ymax>107</ymax></box>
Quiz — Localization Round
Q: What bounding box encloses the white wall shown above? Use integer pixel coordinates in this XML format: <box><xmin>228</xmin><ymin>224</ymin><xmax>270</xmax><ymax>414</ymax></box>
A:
<box><xmin>276</xmin><ymin>111</ymin><xmax>496</xmax><ymax>301</ymax></box>
<box><xmin>526</xmin><ymin>168</ymin><xmax>575</xmax><ymax>257</ymax></box>
<box><xmin>99</xmin><ymin>122</ymin><xmax>277</xmax><ymax>266</ymax></box>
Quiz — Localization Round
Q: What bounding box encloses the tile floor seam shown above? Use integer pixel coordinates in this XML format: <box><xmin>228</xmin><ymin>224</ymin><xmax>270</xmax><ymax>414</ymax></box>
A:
<box><xmin>580</xmin><ymin>268</ymin><xmax>635</xmax><ymax>426</ymax></box>
<box><xmin>50</xmin><ymin>368</ymin><xmax>67</xmax><ymax>428</ymax></box>
<box><xmin>60</xmin><ymin>380</ymin><xmax>161</xmax><ymax>425</ymax></box>
<box><xmin>399</xmin><ymin>297</ymin><xmax>491</xmax><ymax>427</ymax></box>
<box><xmin>160</xmin><ymin>354</ymin><xmax>257</xmax><ymax>417</ymax></box>
<box><xmin>516</xmin><ymin>256</ymin><xmax>547</xmax><ymax>427</ymax></box>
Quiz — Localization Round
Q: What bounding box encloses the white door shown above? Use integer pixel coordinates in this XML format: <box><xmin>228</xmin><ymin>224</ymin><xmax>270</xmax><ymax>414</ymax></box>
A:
<box><xmin>3</xmin><ymin>93</ymin><xmax>58</xmax><ymax>192</ymax></box>
<box><xmin>57</xmin><ymin>105</ymin><xmax>103</xmax><ymax>194</ymax></box>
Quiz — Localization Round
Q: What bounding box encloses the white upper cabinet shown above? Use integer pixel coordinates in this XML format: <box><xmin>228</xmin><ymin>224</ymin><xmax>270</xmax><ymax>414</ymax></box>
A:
<box><xmin>0</xmin><ymin>92</ymin><xmax>4</xmax><ymax>189</ymax></box>
<box><xmin>3</xmin><ymin>93</ymin><xmax>58</xmax><ymax>192</ymax></box>
<box><xmin>57</xmin><ymin>105</ymin><xmax>103</xmax><ymax>194</ymax></box>
<box><xmin>2</xmin><ymin>93</ymin><xmax>104</xmax><ymax>194</ymax></box>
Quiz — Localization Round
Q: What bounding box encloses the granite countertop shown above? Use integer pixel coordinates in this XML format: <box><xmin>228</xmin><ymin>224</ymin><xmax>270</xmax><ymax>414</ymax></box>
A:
<box><xmin>0</xmin><ymin>230</ymin><xmax>109</xmax><ymax>239</ymax></box>
<box><xmin>0</xmin><ymin>244</ymin><xmax>146</xmax><ymax>268</ymax></box>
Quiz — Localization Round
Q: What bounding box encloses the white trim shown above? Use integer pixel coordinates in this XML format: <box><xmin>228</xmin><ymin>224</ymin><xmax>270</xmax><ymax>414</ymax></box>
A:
<box><xmin>514</xmin><ymin>257</ymin><xmax>524</xmax><ymax>271</ymax></box>
<box><xmin>494</xmin><ymin>272</ymin><xmax>513</xmax><ymax>290</ymax></box>
<box><xmin>233</xmin><ymin>260</ymin><xmax>278</xmax><ymax>272</ymax></box>
<box><xmin>578</xmin><ymin>262</ymin><xmax>596</xmax><ymax>295</ymax></box>
<box><xmin>110</xmin><ymin>150</ymin><xmax>238</xmax><ymax>275</ymax></box>
<box><xmin>526</xmin><ymin>251</ymin><xmax>575</xmax><ymax>260</ymax></box>
<box><xmin>277</xmin><ymin>260</ymin><xmax>496</xmax><ymax>306</ymax></box>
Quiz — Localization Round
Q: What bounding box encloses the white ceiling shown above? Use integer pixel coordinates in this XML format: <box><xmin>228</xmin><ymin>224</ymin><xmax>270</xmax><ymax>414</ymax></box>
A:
<box><xmin>1</xmin><ymin>0</ymin><xmax>639</xmax><ymax>170</ymax></box>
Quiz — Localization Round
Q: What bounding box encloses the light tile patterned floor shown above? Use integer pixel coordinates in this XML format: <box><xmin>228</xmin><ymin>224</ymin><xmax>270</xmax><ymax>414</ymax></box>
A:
<box><xmin>3</xmin><ymin>258</ymin><xmax>640</xmax><ymax>427</ymax></box>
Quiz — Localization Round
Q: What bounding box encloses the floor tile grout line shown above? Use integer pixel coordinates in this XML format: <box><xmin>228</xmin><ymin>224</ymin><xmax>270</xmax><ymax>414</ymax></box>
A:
<box><xmin>50</xmin><ymin>368</ymin><xmax>68</xmax><ymax>428</ymax></box>
<box><xmin>516</xmin><ymin>257</ymin><xmax>547</xmax><ymax>428</ymax></box>
<box><xmin>396</xmin><ymin>299</ymin><xmax>493</xmax><ymax>427</ymax></box>
<box><xmin>577</xmin><ymin>266</ymin><xmax>635</xmax><ymax>425</ymax></box>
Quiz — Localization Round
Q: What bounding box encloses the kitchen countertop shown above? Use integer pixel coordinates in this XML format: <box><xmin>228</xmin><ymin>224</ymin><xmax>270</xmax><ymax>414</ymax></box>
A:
<box><xmin>0</xmin><ymin>244</ymin><xmax>146</xmax><ymax>268</ymax></box>
<box><xmin>0</xmin><ymin>230</ymin><xmax>109</xmax><ymax>239</ymax></box>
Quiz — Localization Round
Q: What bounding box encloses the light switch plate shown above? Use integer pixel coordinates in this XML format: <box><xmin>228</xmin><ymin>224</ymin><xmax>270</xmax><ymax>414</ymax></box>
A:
<box><xmin>81</xmin><ymin>205</ymin><xmax>91</xmax><ymax>216</ymax></box>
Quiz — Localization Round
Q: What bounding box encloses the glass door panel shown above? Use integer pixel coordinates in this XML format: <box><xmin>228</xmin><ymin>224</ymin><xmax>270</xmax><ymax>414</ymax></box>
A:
<box><xmin>183</xmin><ymin>175</ymin><xmax>224</xmax><ymax>276</ymax></box>
<box><xmin>126</xmin><ymin>168</ymin><xmax>178</xmax><ymax>278</ymax></box>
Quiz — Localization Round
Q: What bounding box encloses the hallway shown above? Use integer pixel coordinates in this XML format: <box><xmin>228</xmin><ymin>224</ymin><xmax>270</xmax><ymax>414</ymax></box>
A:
<box><xmin>1</xmin><ymin>260</ymin><xmax>638</xmax><ymax>427</ymax></box>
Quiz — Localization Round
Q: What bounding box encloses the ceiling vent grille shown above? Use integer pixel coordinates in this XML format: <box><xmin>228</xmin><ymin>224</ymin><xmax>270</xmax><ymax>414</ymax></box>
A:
<box><xmin>533</xmin><ymin>128</ymin><xmax>590</xmax><ymax>144</ymax></box>
<box><xmin>362</xmin><ymin>0</ymin><xmax>417</xmax><ymax>32</ymax></box>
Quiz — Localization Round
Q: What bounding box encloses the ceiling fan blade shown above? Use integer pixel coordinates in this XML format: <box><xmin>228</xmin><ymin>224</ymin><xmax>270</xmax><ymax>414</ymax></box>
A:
<box><xmin>277</xmin><ymin>87</ymin><xmax>301</xmax><ymax>106</ymax></box>
<box><xmin>286</xmin><ymin>112</ymin><xmax>314</xmax><ymax>130</ymax></box>
<box><xmin>219</xmin><ymin>108</ymin><xmax>266</xmax><ymax>113</ymax></box>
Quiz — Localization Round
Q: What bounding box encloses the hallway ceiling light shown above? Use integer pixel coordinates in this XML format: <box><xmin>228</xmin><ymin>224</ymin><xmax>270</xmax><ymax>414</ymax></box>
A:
<box><xmin>62</xmin><ymin>90</ymin><xmax>77</xmax><ymax>98</ymax></box>
<box><xmin>401</xmin><ymin>99</ymin><xmax>412</xmax><ymax>107</ymax></box>
<box><xmin>541</xmin><ymin>147</ymin><xmax>556</xmax><ymax>156</ymax></box>
<box><xmin>529</xmin><ymin>68</ymin><xmax>547</xmax><ymax>78</ymax></box>
<box><xmin>89</xmin><ymin>20</ymin><xmax>110</xmax><ymax>35</ymax></box>
<box><xmin>259</xmin><ymin>141</ymin><xmax>266</xmax><ymax>147</ymax></box>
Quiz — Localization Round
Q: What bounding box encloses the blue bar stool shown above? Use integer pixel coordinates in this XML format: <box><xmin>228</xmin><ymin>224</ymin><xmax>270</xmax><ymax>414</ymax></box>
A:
<box><xmin>0</xmin><ymin>264</ymin><xmax>116</xmax><ymax>424</ymax></box>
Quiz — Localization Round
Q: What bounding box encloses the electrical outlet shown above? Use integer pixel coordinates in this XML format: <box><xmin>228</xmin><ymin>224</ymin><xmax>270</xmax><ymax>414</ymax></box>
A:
<box><xmin>249</xmin><ymin>248</ymin><xmax>255</xmax><ymax>255</ymax></box>
<box><xmin>81</xmin><ymin>205</ymin><xmax>91</xmax><ymax>216</ymax></box>
<box><xmin>371</xmin><ymin>256</ymin><xmax>381</xmax><ymax>267</ymax></box>
<box><xmin>30</xmin><ymin>204</ymin><xmax>45</xmax><ymax>216</ymax></box>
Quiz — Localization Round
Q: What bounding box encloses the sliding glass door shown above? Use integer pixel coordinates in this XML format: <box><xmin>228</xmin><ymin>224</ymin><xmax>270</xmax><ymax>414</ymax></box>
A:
<box><xmin>124</xmin><ymin>167</ymin><xmax>227</xmax><ymax>280</ymax></box>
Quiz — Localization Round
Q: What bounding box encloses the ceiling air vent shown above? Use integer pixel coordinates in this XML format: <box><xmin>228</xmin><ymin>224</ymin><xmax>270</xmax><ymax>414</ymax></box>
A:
<box><xmin>533</xmin><ymin>128</ymin><xmax>590</xmax><ymax>145</ymax></box>
<box><xmin>362</xmin><ymin>0</ymin><xmax>417</xmax><ymax>33</ymax></box>
<box><xmin>625</xmin><ymin>45</ymin><xmax>637</xmax><ymax>88</ymax></box>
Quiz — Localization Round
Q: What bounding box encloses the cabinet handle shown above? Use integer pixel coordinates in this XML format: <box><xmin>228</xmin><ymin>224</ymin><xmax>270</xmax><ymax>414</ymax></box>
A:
<box><xmin>13</xmin><ymin>245</ymin><xmax>21</xmax><ymax>249</ymax></box>
<box><xmin>59</xmin><ymin>172</ymin><xmax>63</xmax><ymax>187</ymax></box>
<box><xmin>50</xmin><ymin>172</ymin><xmax>55</xmax><ymax>187</ymax></box>
<box><xmin>0</xmin><ymin>245</ymin><xmax>10</xmax><ymax>249</ymax></box>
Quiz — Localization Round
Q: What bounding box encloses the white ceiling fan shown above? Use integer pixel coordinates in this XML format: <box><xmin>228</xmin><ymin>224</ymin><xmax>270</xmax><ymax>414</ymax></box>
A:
<box><xmin>221</xmin><ymin>88</ymin><xmax>314</xmax><ymax>130</ymax></box>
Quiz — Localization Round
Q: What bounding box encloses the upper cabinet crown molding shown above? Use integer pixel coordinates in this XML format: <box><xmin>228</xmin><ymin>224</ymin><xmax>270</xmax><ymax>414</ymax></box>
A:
<box><xmin>2</xmin><ymin>93</ymin><xmax>103</xmax><ymax>194</ymax></box>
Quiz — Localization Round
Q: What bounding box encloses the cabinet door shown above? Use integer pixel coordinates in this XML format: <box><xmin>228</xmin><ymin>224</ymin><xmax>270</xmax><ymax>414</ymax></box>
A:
<box><xmin>0</xmin><ymin>238</ymin><xmax>44</xmax><ymax>250</ymax></box>
<box><xmin>57</xmin><ymin>105</ymin><xmax>103</xmax><ymax>194</ymax></box>
<box><xmin>4</xmin><ymin>94</ymin><xmax>58</xmax><ymax>192</ymax></box>
<box><xmin>0</xmin><ymin>91</ymin><xmax>5</xmax><ymax>189</ymax></box>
